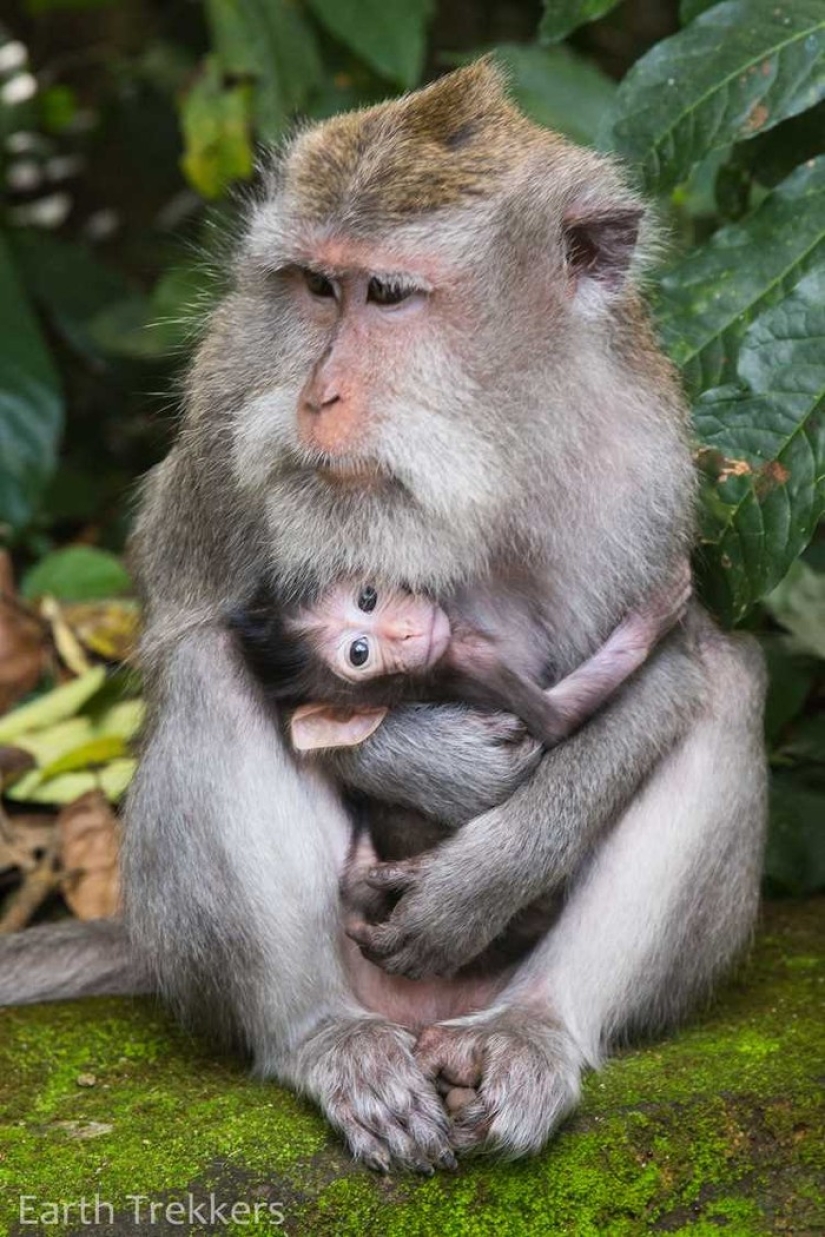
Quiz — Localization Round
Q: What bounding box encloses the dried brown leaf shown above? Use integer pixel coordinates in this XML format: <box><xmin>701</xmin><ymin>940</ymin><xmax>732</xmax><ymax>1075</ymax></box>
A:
<box><xmin>58</xmin><ymin>790</ymin><xmax>121</xmax><ymax>919</ymax></box>
<box><xmin>0</xmin><ymin>551</ymin><xmax>47</xmax><ymax>714</ymax></box>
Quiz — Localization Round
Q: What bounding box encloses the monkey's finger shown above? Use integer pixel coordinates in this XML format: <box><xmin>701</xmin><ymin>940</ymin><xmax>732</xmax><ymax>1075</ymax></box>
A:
<box><xmin>449</xmin><ymin>1099</ymin><xmax>493</xmax><ymax>1152</ymax></box>
<box><xmin>366</xmin><ymin>862</ymin><xmax>419</xmax><ymax>891</ymax></box>
<box><xmin>345</xmin><ymin>919</ymin><xmax>399</xmax><ymax>958</ymax></box>
<box><xmin>415</xmin><ymin>1027</ymin><xmax>483</xmax><ymax>1087</ymax></box>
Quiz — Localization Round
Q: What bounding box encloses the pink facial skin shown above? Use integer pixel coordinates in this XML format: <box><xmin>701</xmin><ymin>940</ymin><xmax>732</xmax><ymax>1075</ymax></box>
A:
<box><xmin>292</xmin><ymin>581</ymin><xmax>452</xmax><ymax>683</ymax></box>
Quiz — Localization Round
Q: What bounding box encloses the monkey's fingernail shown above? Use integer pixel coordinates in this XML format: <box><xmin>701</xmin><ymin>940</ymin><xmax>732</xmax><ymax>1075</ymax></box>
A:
<box><xmin>367</xmin><ymin>866</ymin><xmax>406</xmax><ymax>887</ymax></box>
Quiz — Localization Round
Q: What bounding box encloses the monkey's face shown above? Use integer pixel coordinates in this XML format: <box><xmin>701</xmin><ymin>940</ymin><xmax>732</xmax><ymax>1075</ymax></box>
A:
<box><xmin>296</xmin><ymin>580</ymin><xmax>452</xmax><ymax>682</ymax></box>
<box><xmin>228</xmin><ymin>218</ymin><xmax>534</xmax><ymax>592</ymax></box>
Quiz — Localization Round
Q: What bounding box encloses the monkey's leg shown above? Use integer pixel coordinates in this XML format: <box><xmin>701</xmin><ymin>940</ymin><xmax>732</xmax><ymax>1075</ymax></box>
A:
<box><xmin>414</xmin><ymin>630</ymin><xmax>767</xmax><ymax>1158</ymax></box>
<box><xmin>122</xmin><ymin>629</ymin><xmax>453</xmax><ymax>1173</ymax></box>
<box><xmin>325</xmin><ymin>704</ymin><xmax>540</xmax><ymax>827</ymax></box>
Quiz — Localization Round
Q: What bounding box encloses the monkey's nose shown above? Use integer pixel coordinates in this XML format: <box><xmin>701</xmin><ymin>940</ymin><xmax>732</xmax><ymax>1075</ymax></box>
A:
<box><xmin>383</xmin><ymin>621</ymin><xmax>416</xmax><ymax>641</ymax></box>
<box><xmin>303</xmin><ymin>388</ymin><xmax>341</xmax><ymax>415</ymax></box>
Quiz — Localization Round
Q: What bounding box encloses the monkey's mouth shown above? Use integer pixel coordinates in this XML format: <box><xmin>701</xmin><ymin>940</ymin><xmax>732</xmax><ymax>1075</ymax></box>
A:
<box><xmin>312</xmin><ymin>456</ymin><xmax>394</xmax><ymax>491</ymax></box>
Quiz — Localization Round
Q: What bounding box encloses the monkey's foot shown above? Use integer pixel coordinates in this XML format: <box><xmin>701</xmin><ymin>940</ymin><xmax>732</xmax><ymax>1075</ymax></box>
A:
<box><xmin>415</xmin><ymin>1010</ymin><xmax>581</xmax><ymax>1158</ymax></box>
<box><xmin>293</xmin><ymin>1016</ymin><xmax>456</xmax><ymax>1173</ymax></box>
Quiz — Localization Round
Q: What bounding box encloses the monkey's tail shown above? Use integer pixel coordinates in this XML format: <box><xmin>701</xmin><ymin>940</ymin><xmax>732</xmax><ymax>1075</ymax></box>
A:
<box><xmin>0</xmin><ymin>919</ymin><xmax>152</xmax><ymax>1006</ymax></box>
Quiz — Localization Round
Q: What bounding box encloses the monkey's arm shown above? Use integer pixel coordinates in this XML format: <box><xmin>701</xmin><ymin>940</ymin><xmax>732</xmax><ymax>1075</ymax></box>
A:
<box><xmin>347</xmin><ymin>624</ymin><xmax>706</xmax><ymax>978</ymax></box>
<box><xmin>322</xmin><ymin>703</ymin><xmax>541</xmax><ymax>827</ymax></box>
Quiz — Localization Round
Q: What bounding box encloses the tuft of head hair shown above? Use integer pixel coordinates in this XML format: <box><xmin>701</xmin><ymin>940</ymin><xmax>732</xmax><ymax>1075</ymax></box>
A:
<box><xmin>228</xmin><ymin>592</ymin><xmax>320</xmax><ymax>708</ymax></box>
<box><xmin>279</xmin><ymin>59</ymin><xmax>549</xmax><ymax>229</ymax></box>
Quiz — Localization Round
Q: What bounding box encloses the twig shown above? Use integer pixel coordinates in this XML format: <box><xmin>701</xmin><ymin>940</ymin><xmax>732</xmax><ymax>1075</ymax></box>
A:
<box><xmin>0</xmin><ymin>841</ymin><xmax>61</xmax><ymax>933</ymax></box>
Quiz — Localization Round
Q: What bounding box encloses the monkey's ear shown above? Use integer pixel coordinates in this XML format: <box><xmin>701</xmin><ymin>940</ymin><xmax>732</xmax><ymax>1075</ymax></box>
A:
<box><xmin>290</xmin><ymin>704</ymin><xmax>389</xmax><ymax>752</ymax></box>
<box><xmin>562</xmin><ymin>203</ymin><xmax>644</xmax><ymax>293</ymax></box>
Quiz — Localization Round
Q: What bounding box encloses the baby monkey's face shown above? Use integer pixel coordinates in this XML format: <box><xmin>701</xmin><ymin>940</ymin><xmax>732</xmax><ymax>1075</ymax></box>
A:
<box><xmin>300</xmin><ymin>581</ymin><xmax>452</xmax><ymax>682</ymax></box>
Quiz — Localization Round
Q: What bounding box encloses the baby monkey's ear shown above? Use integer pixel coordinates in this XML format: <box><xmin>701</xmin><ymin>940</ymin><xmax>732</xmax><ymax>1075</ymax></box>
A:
<box><xmin>290</xmin><ymin>704</ymin><xmax>389</xmax><ymax>752</ymax></box>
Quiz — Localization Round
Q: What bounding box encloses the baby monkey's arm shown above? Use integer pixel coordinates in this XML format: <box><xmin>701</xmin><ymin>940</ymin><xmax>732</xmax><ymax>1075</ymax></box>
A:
<box><xmin>455</xmin><ymin>561</ymin><xmax>692</xmax><ymax>742</ymax></box>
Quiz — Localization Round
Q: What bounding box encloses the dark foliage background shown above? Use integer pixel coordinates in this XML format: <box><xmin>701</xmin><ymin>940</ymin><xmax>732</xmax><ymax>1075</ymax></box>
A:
<box><xmin>0</xmin><ymin>0</ymin><xmax>822</xmax><ymax>900</ymax></box>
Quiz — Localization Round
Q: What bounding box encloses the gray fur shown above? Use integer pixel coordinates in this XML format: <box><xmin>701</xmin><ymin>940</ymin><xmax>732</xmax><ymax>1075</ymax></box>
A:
<box><xmin>0</xmin><ymin>919</ymin><xmax>149</xmax><ymax>1005</ymax></box>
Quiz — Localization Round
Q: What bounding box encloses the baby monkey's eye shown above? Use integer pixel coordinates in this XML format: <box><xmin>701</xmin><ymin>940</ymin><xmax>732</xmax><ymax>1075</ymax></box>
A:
<box><xmin>349</xmin><ymin>638</ymin><xmax>370</xmax><ymax>668</ymax></box>
<box><xmin>357</xmin><ymin>585</ymin><xmax>378</xmax><ymax>613</ymax></box>
<box><xmin>303</xmin><ymin>269</ymin><xmax>336</xmax><ymax>299</ymax></box>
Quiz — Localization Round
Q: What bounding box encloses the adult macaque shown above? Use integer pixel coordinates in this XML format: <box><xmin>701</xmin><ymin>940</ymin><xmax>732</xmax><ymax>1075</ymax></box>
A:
<box><xmin>0</xmin><ymin>62</ymin><xmax>766</xmax><ymax>1173</ymax></box>
<box><xmin>230</xmin><ymin>568</ymin><xmax>691</xmax><ymax>751</ymax></box>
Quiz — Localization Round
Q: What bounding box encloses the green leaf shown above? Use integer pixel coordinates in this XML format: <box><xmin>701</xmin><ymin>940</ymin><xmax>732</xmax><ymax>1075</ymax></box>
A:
<box><xmin>21</xmin><ymin>547</ymin><xmax>133</xmax><ymax>603</ymax></box>
<box><xmin>765</xmin><ymin>772</ymin><xmax>825</xmax><ymax>895</ymax></box>
<box><xmin>0</xmin><ymin>230</ymin><xmax>64</xmax><ymax>535</ymax></box>
<box><xmin>38</xmin><ymin>84</ymin><xmax>78</xmax><ymax>133</ymax></box>
<box><xmin>656</xmin><ymin>157</ymin><xmax>825</xmax><ymax>394</ymax></box>
<box><xmin>13</xmin><ymin>718</ymin><xmax>95</xmax><ymax>768</ymax></box>
<box><xmin>206</xmin><ymin>0</ymin><xmax>322</xmax><ymax>142</ymax></box>
<box><xmin>10</xmin><ymin>231</ymin><xmax>141</xmax><ymax>366</ymax></box>
<box><xmin>694</xmin><ymin>270</ymin><xmax>825</xmax><ymax>622</ymax></box>
<box><xmin>680</xmin><ymin>0</ymin><xmax>720</xmax><ymax>23</ymax></box>
<box><xmin>728</xmin><ymin>101</ymin><xmax>825</xmax><ymax>191</ymax></box>
<box><xmin>180</xmin><ymin>57</ymin><xmax>254</xmax><ymax>199</ymax></box>
<box><xmin>41</xmin><ymin>735</ymin><xmax>127</xmax><ymax>778</ymax></box>
<box><xmin>10</xmin><ymin>700</ymin><xmax>144</xmax><ymax>768</ymax></box>
<box><xmin>763</xmin><ymin>559</ymin><xmax>825</xmax><ymax>658</ymax></box>
<box><xmin>540</xmin><ymin>0</ymin><xmax>622</xmax><ymax>44</ymax></box>
<box><xmin>7</xmin><ymin>757</ymin><xmax>137</xmax><ymax>805</ymax></box>
<box><xmin>607</xmin><ymin>0</ymin><xmax>825</xmax><ymax>194</ymax></box>
<box><xmin>305</xmin><ymin>0</ymin><xmax>434</xmax><ymax>87</ymax></box>
<box><xmin>778</xmin><ymin>714</ymin><xmax>825</xmax><ymax>765</ymax></box>
<box><xmin>760</xmin><ymin>634</ymin><xmax>818</xmax><ymax>746</ymax></box>
<box><xmin>87</xmin><ymin>262</ymin><xmax>217</xmax><ymax>360</ymax></box>
<box><xmin>0</xmin><ymin>668</ymin><xmax>107</xmax><ymax>743</ymax></box>
<box><xmin>494</xmin><ymin>44</ymin><xmax>616</xmax><ymax>149</ymax></box>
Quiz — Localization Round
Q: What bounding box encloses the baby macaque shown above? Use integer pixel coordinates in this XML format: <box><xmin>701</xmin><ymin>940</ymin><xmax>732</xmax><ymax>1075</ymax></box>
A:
<box><xmin>233</xmin><ymin>565</ymin><xmax>691</xmax><ymax>752</ymax></box>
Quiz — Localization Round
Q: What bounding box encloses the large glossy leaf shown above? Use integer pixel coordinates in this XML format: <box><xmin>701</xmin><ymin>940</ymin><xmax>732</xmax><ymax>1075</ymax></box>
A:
<box><xmin>206</xmin><ymin>0</ymin><xmax>322</xmax><ymax>142</ymax></box>
<box><xmin>305</xmin><ymin>0</ymin><xmax>434</xmax><ymax>88</ymax></box>
<box><xmin>495</xmin><ymin>44</ymin><xmax>615</xmax><ymax>149</ymax></box>
<box><xmin>763</xmin><ymin>560</ymin><xmax>825</xmax><ymax>659</ymax></box>
<box><xmin>656</xmin><ymin>157</ymin><xmax>825</xmax><ymax>394</ymax></box>
<box><xmin>10</xmin><ymin>231</ymin><xmax>140</xmax><ymax>365</ymax></box>
<box><xmin>539</xmin><ymin>0</ymin><xmax>622</xmax><ymax>44</ymax></box>
<box><xmin>0</xmin><ymin>230</ymin><xmax>63</xmax><ymax>534</ymax></box>
<box><xmin>694</xmin><ymin>270</ymin><xmax>825</xmax><ymax>623</ymax></box>
<box><xmin>607</xmin><ymin>0</ymin><xmax>825</xmax><ymax>193</ymax></box>
<box><xmin>765</xmin><ymin>772</ymin><xmax>825</xmax><ymax>895</ymax></box>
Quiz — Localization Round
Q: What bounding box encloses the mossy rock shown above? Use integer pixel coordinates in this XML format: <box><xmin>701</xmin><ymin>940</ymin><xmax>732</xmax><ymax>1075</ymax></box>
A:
<box><xmin>0</xmin><ymin>901</ymin><xmax>822</xmax><ymax>1236</ymax></box>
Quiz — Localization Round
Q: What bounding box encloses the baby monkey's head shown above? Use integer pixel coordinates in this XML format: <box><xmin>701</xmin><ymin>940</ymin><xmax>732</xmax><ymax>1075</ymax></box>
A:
<box><xmin>291</xmin><ymin>580</ymin><xmax>452</xmax><ymax>683</ymax></box>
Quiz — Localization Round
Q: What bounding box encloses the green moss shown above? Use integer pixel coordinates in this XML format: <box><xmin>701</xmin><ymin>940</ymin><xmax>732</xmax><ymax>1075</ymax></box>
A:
<box><xmin>1</xmin><ymin>901</ymin><xmax>822</xmax><ymax>1236</ymax></box>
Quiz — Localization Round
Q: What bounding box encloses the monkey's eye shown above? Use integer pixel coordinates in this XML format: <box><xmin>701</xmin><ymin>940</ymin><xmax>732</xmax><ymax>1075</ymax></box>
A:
<box><xmin>367</xmin><ymin>277</ymin><xmax>412</xmax><ymax>307</ymax></box>
<box><xmin>357</xmin><ymin>585</ymin><xmax>378</xmax><ymax>613</ymax></box>
<box><xmin>303</xmin><ymin>269</ymin><xmax>336</xmax><ymax>299</ymax></box>
<box><xmin>348</xmin><ymin>638</ymin><xmax>370</xmax><ymax>668</ymax></box>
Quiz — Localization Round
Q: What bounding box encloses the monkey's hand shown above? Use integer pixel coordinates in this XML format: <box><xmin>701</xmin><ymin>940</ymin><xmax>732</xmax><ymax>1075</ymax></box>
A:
<box><xmin>345</xmin><ymin>843</ymin><xmax>516</xmax><ymax>979</ymax></box>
